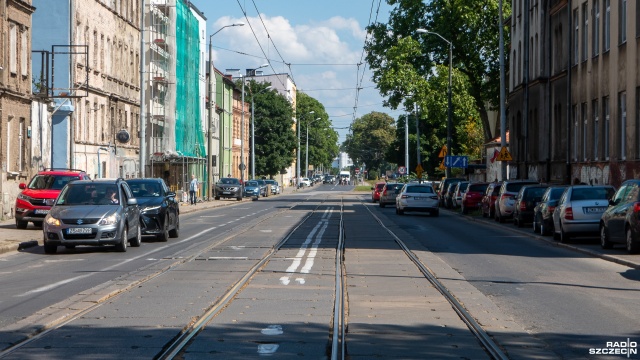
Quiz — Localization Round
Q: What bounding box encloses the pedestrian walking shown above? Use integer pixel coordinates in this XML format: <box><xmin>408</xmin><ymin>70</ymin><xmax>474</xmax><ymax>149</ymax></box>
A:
<box><xmin>189</xmin><ymin>174</ymin><xmax>199</xmax><ymax>205</ymax></box>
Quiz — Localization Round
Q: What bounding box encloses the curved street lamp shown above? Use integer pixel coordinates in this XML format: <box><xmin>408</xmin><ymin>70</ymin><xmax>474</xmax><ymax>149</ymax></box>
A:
<box><xmin>240</xmin><ymin>64</ymin><xmax>269</xmax><ymax>184</ymax></box>
<box><xmin>207</xmin><ymin>22</ymin><xmax>244</xmax><ymax>199</ymax></box>
<box><xmin>416</xmin><ymin>28</ymin><xmax>453</xmax><ymax>177</ymax></box>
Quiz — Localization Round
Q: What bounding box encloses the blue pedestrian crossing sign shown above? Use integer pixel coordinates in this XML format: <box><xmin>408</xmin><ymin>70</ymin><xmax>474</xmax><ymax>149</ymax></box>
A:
<box><xmin>444</xmin><ymin>155</ymin><xmax>468</xmax><ymax>168</ymax></box>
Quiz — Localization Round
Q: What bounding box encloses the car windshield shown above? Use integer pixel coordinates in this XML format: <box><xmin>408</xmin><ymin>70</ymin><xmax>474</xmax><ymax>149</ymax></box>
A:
<box><xmin>218</xmin><ymin>178</ymin><xmax>240</xmax><ymax>185</ymax></box>
<box><xmin>469</xmin><ymin>184</ymin><xmax>488</xmax><ymax>192</ymax></box>
<box><xmin>28</xmin><ymin>175</ymin><xmax>78</xmax><ymax>190</ymax></box>
<box><xmin>127</xmin><ymin>181</ymin><xmax>163</xmax><ymax>197</ymax></box>
<box><xmin>57</xmin><ymin>183</ymin><xmax>119</xmax><ymax>205</ymax></box>
<box><xmin>246</xmin><ymin>181</ymin><xmax>259</xmax><ymax>187</ymax></box>
<box><xmin>571</xmin><ymin>187</ymin><xmax>614</xmax><ymax>201</ymax></box>
<box><xmin>406</xmin><ymin>186</ymin><xmax>434</xmax><ymax>194</ymax></box>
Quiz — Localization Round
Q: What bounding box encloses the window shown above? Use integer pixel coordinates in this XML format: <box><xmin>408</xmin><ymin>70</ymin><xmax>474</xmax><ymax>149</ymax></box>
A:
<box><xmin>9</xmin><ymin>23</ymin><xmax>17</xmax><ymax>74</ymax></box>
<box><xmin>573</xmin><ymin>8</ymin><xmax>579</xmax><ymax>65</ymax></box>
<box><xmin>582</xmin><ymin>102</ymin><xmax>587</xmax><ymax>161</ymax></box>
<box><xmin>19</xmin><ymin>118</ymin><xmax>25</xmax><ymax>171</ymax></box>
<box><xmin>582</xmin><ymin>3</ymin><xmax>588</xmax><ymax>61</ymax></box>
<box><xmin>604</xmin><ymin>0</ymin><xmax>610</xmax><ymax>50</ymax></box>
<box><xmin>620</xmin><ymin>92</ymin><xmax>627</xmax><ymax>160</ymax></box>
<box><xmin>21</xmin><ymin>30</ymin><xmax>28</xmax><ymax>77</ymax></box>
<box><xmin>604</xmin><ymin>96</ymin><xmax>610</xmax><ymax>159</ymax></box>
<box><xmin>620</xmin><ymin>0</ymin><xmax>627</xmax><ymax>44</ymax></box>
<box><xmin>573</xmin><ymin>105</ymin><xmax>578</xmax><ymax>160</ymax></box>
<box><xmin>6</xmin><ymin>116</ymin><xmax>12</xmax><ymax>171</ymax></box>
<box><xmin>593</xmin><ymin>100</ymin><xmax>599</xmax><ymax>160</ymax></box>
<box><xmin>593</xmin><ymin>0</ymin><xmax>600</xmax><ymax>56</ymax></box>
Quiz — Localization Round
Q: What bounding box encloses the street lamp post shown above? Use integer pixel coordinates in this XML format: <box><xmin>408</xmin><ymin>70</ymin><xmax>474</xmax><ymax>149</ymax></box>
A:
<box><xmin>240</xmin><ymin>64</ymin><xmax>268</xmax><ymax>184</ymax></box>
<box><xmin>250</xmin><ymin>85</ymin><xmax>273</xmax><ymax>180</ymax></box>
<box><xmin>297</xmin><ymin>111</ymin><xmax>314</xmax><ymax>188</ymax></box>
<box><xmin>416</xmin><ymin>28</ymin><xmax>453</xmax><ymax>177</ymax></box>
<box><xmin>305</xmin><ymin>117</ymin><xmax>321</xmax><ymax>179</ymax></box>
<box><xmin>208</xmin><ymin>22</ymin><xmax>244</xmax><ymax>199</ymax></box>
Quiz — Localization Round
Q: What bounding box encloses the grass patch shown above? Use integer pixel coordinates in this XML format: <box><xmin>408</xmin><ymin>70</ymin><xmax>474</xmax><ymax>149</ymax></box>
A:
<box><xmin>355</xmin><ymin>185</ymin><xmax>372</xmax><ymax>191</ymax></box>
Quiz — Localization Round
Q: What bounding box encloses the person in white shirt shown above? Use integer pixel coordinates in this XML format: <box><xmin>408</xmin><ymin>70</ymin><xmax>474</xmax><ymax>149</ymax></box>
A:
<box><xmin>189</xmin><ymin>174</ymin><xmax>199</xmax><ymax>205</ymax></box>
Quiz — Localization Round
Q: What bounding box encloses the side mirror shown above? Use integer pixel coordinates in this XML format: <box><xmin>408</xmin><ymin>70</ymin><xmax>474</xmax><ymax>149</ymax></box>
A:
<box><xmin>127</xmin><ymin>198</ymin><xmax>138</xmax><ymax>206</ymax></box>
<box><xmin>167</xmin><ymin>191</ymin><xmax>176</xmax><ymax>198</ymax></box>
<box><xmin>608</xmin><ymin>198</ymin><xmax>615</xmax><ymax>206</ymax></box>
<box><xmin>19</xmin><ymin>183</ymin><xmax>27</xmax><ymax>190</ymax></box>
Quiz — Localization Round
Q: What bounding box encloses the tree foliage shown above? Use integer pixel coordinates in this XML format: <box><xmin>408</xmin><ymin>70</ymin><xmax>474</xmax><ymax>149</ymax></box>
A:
<box><xmin>365</xmin><ymin>0</ymin><xmax>510</xmax><ymax>142</ymax></box>
<box><xmin>343</xmin><ymin>112</ymin><xmax>396</xmax><ymax>176</ymax></box>
<box><xmin>295</xmin><ymin>92</ymin><xmax>340</xmax><ymax>174</ymax></box>
<box><xmin>248</xmin><ymin>81</ymin><xmax>296</xmax><ymax>177</ymax></box>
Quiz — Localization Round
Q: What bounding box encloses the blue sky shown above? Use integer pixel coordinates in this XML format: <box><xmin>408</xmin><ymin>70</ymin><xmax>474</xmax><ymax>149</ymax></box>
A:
<box><xmin>188</xmin><ymin>0</ymin><xmax>402</xmax><ymax>143</ymax></box>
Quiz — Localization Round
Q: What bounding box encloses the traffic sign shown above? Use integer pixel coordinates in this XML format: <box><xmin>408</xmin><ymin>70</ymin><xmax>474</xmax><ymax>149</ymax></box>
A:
<box><xmin>438</xmin><ymin>145</ymin><xmax>448</xmax><ymax>158</ymax></box>
<box><xmin>415</xmin><ymin>164</ymin><xmax>424</xmax><ymax>178</ymax></box>
<box><xmin>444</xmin><ymin>155</ymin><xmax>469</xmax><ymax>168</ymax></box>
<box><xmin>438</xmin><ymin>160</ymin><xmax>445</xmax><ymax>171</ymax></box>
<box><xmin>496</xmin><ymin>147</ymin><xmax>513</xmax><ymax>161</ymax></box>
<box><xmin>355</xmin><ymin>168</ymin><xmax>360</xmax><ymax>174</ymax></box>
<box><xmin>398</xmin><ymin>166</ymin><xmax>406</xmax><ymax>175</ymax></box>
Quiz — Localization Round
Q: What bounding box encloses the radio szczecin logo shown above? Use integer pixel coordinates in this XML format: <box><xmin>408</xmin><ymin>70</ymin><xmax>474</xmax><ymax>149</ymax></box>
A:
<box><xmin>589</xmin><ymin>339</ymin><xmax>637</xmax><ymax>357</ymax></box>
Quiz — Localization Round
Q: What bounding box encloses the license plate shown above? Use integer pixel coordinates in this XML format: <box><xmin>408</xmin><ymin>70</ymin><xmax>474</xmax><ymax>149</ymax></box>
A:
<box><xmin>35</xmin><ymin>209</ymin><xmax>49</xmax><ymax>215</ymax></box>
<box><xmin>223</xmin><ymin>191</ymin><xmax>230</xmax><ymax>194</ymax></box>
<box><xmin>414</xmin><ymin>197</ymin><xmax>424</xmax><ymax>200</ymax></box>
<box><xmin>67</xmin><ymin>227</ymin><xmax>92</xmax><ymax>234</ymax></box>
<box><xmin>585</xmin><ymin>206</ymin><xmax>606</xmax><ymax>213</ymax></box>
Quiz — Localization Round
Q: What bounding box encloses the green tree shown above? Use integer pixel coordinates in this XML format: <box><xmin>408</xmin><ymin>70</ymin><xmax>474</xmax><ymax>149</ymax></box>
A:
<box><xmin>365</xmin><ymin>0</ymin><xmax>510</xmax><ymax>142</ymax></box>
<box><xmin>248</xmin><ymin>82</ymin><xmax>296</xmax><ymax>177</ymax></box>
<box><xmin>343</xmin><ymin>112</ymin><xmax>396</xmax><ymax>177</ymax></box>
<box><xmin>295</xmin><ymin>92</ymin><xmax>339</xmax><ymax>175</ymax></box>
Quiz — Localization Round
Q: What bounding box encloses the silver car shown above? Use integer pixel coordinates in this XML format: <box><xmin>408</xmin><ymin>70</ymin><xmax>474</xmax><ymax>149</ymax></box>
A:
<box><xmin>552</xmin><ymin>185</ymin><xmax>615</xmax><ymax>243</ymax></box>
<box><xmin>395</xmin><ymin>183</ymin><xmax>439</xmax><ymax>216</ymax></box>
<box><xmin>42</xmin><ymin>179</ymin><xmax>142</xmax><ymax>254</ymax></box>
<box><xmin>265</xmin><ymin>179</ymin><xmax>280</xmax><ymax>194</ymax></box>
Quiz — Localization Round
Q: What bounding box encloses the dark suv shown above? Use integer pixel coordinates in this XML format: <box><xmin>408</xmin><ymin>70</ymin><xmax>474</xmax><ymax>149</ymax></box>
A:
<box><xmin>15</xmin><ymin>168</ymin><xmax>91</xmax><ymax>229</ymax></box>
<box><xmin>214</xmin><ymin>177</ymin><xmax>243</xmax><ymax>201</ymax></box>
<box><xmin>438</xmin><ymin>177</ymin><xmax>465</xmax><ymax>207</ymax></box>
<box><xmin>599</xmin><ymin>179</ymin><xmax>640</xmax><ymax>254</ymax></box>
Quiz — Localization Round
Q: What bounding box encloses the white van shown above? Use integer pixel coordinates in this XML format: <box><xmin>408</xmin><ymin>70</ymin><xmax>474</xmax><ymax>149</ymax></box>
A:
<box><xmin>339</xmin><ymin>171</ymin><xmax>351</xmax><ymax>185</ymax></box>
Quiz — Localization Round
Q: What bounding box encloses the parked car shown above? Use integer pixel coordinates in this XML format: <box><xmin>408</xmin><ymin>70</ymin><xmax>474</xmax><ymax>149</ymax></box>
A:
<box><xmin>264</xmin><ymin>179</ymin><xmax>280</xmax><ymax>195</ymax></box>
<box><xmin>299</xmin><ymin>178</ymin><xmax>312</xmax><ymax>187</ymax></box>
<box><xmin>255</xmin><ymin>179</ymin><xmax>270</xmax><ymax>197</ymax></box>
<box><xmin>444</xmin><ymin>182</ymin><xmax>459</xmax><ymax>209</ymax></box>
<box><xmin>461</xmin><ymin>182</ymin><xmax>489</xmax><ymax>214</ymax></box>
<box><xmin>532</xmin><ymin>185</ymin><xmax>568</xmax><ymax>235</ymax></box>
<box><xmin>15</xmin><ymin>168</ymin><xmax>91</xmax><ymax>229</ymax></box>
<box><xmin>395</xmin><ymin>183</ymin><xmax>439</xmax><ymax>216</ymax></box>
<box><xmin>451</xmin><ymin>181</ymin><xmax>469</xmax><ymax>209</ymax></box>
<box><xmin>244</xmin><ymin>180</ymin><xmax>266</xmax><ymax>198</ymax></box>
<box><xmin>512</xmin><ymin>185</ymin><xmax>549</xmax><ymax>227</ymax></box>
<box><xmin>42</xmin><ymin>178</ymin><xmax>142</xmax><ymax>254</ymax></box>
<box><xmin>438</xmin><ymin>177</ymin><xmax>465</xmax><ymax>207</ymax></box>
<box><xmin>481</xmin><ymin>182</ymin><xmax>502</xmax><ymax>218</ymax></box>
<box><xmin>379</xmin><ymin>183</ymin><xmax>404</xmax><ymax>208</ymax></box>
<box><xmin>214</xmin><ymin>177</ymin><xmax>243</xmax><ymax>201</ymax></box>
<box><xmin>323</xmin><ymin>175</ymin><xmax>336</xmax><ymax>184</ymax></box>
<box><xmin>125</xmin><ymin>178</ymin><xmax>179</xmax><ymax>242</ymax></box>
<box><xmin>599</xmin><ymin>179</ymin><xmax>640</xmax><ymax>253</ymax></box>
<box><xmin>495</xmin><ymin>180</ymin><xmax>540</xmax><ymax>222</ymax></box>
<box><xmin>552</xmin><ymin>185</ymin><xmax>615</xmax><ymax>243</ymax></box>
<box><xmin>371</xmin><ymin>181</ymin><xmax>386</xmax><ymax>203</ymax></box>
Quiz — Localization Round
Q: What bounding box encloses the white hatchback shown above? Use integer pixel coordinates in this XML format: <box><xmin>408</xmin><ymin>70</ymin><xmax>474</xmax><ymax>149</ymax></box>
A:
<box><xmin>395</xmin><ymin>183</ymin><xmax>439</xmax><ymax>216</ymax></box>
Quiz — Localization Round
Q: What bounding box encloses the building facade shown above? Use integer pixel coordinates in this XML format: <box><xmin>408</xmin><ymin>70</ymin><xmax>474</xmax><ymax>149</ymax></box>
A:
<box><xmin>0</xmin><ymin>0</ymin><xmax>35</xmax><ymax>219</ymax></box>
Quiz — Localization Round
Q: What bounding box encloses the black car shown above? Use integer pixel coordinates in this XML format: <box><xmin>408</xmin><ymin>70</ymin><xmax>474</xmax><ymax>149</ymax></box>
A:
<box><xmin>214</xmin><ymin>177</ymin><xmax>243</xmax><ymax>201</ymax></box>
<box><xmin>512</xmin><ymin>185</ymin><xmax>549</xmax><ymax>227</ymax></box>
<box><xmin>126</xmin><ymin>178</ymin><xmax>179</xmax><ymax>242</ymax></box>
<box><xmin>533</xmin><ymin>185</ymin><xmax>568</xmax><ymax>235</ymax></box>
<box><xmin>438</xmin><ymin>177</ymin><xmax>465</xmax><ymax>207</ymax></box>
<box><xmin>600</xmin><ymin>179</ymin><xmax>640</xmax><ymax>254</ymax></box>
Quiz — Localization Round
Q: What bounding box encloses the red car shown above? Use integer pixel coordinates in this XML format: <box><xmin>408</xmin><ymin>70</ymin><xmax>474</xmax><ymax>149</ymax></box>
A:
<box><xmin>371</xmin><ymin>181</ymin><xmax>386</xmax><ymax>202</ymax></box>
<box><xmin>461</xmin><ymin>182</ymin><xmax>489</xmax><ymax>214</ymax></box>
<box><xmin>481</xmin><ymin>182</ymin><xmax>502</xmax><ymax>218</ymax></box>
<box><xmin>15</xmin><ymin>168</ymin><xmax>90</xmax><ymax>229</ymax></box>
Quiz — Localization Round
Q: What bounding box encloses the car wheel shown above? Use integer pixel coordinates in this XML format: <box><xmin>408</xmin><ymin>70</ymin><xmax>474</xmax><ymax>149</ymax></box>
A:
<box><xmin>395</xmin><ymin>207</ymin><xmax>399</xmax><ymax>214</ymax></box>
<box><xmin>33</xmin><ymin>221</ymin><xmax>43</xmax><ymax>228</ymax></box>
<box><xmin>169</xmin><ymin>215</ymin><xmax>180</xmax><ymax>238</ymax></box>
<box><xmin>432</xmin><ymin>210</ymin><xmax>439</xmax><ymax>217</ymax></box>
<box><xmin>236</xmin><ymin>196</ymin><xmax>242</xmax><ymax>201</ymax></box>
<box><xmin>533</xmin><ymin>215</ymin><xmax>539</xmax><ymax>233</ymax></box>
<box><xmin>115</xmin><ymin>226</ymin><xmax>128</xmax><ymax>252</ymax></box>
<box><xmin>44</xmin><ymin>242</ymin><xmax>57</xmax><ymax>254</ymax></box>
<box><xmin>398</xmin><ymin>207</ymin><xmax>405</xmax><ymax>215</ymax></box>
<box><xmin>497</xmin><ymin>209</ymin><xmax>504</xmax><ymax>223</ymax></box>
<box><xmin>559</xmin><ymin>224</ymin><xmax>571</xmax><ymax>243</ymax></box>
<box><xmin>462</xmin><ymin>205</ymin><xmax>468</xmax><ymax>214</ymax></box>
<box><xmin>157</xmin><ymin>215</ymin><xmax>169</xmax><ymax>242</ymax></box>
<box><xmin>516</xmin><ymin>216</ymin><xmax>524</xmax><ymax>228</ymax></box>
<box><xmin>15</xmin><ymin>219</ymin><xmax>28</xmax><ymax>229</ymax></box>
<box><xmin>626</xmin><ymin>227</ymin><xmax>640</xmax><ymax>254</ymax></box>
<box><xmin>600</xmin><ymin>225</ymin><xmax>613</xmax><ymax>249</ymax></box>
<box><xmin>379</xmin><ymin>202</ymin><xmax>385</xmax><ymax>208</ymax></box>
<box><xmin>130</xmin><ymin>225</ymin><xmax>142</xmax><ymax>247</ymax></box>
<box><xmin>65</xmin><ymin>245</ymin><xmax>76</xmax><ymax>250</ymax></box>
<box><xmin>214</xmin><ymin>196</ymin><xmax>220</xmax><ymax>200</ymax></box>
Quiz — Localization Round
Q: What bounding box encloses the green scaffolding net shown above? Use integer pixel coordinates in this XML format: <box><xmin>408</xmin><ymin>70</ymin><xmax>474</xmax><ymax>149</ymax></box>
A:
<box><xmin>174</xmin><ymin>0</ymin><xmax>205</xmax><ymax>159</ymax></box>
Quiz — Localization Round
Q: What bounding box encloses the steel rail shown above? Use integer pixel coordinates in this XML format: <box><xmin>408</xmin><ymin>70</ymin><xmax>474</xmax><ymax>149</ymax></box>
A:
<box><xmin>330</xmin><ymin>197</ymin><xmax>346</xmax><ymax>360</ymax></box>
<box><xmin>363</xmin><ymin>203</ymin><xmax>509</xmax><ymax>360</ymax></box>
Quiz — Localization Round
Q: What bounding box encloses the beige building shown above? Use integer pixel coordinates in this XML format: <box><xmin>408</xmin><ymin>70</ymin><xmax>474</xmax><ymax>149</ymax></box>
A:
<box><xmin>508</xmin><ymin>0</ymin><xmax>640</xmax><ymax>187</ymax></box>
<box><xmin>0</xmin><ymin>0</ymin><xmax>35</xmax><ymax>219</ymax></box>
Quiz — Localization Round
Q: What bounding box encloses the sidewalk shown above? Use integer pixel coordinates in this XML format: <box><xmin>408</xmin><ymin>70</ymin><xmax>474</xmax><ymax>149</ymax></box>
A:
<box><xmin>0</xmin><ymin>184</ymin><xmax>306</xmax><ymax>255</ymax></box>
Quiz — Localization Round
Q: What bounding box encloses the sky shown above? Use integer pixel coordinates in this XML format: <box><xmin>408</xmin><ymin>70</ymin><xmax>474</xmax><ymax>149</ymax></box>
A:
<box><xmin>188</xmin><ymin>0</ymin><xmax>403</xmax><ymax>144</ymax></box>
